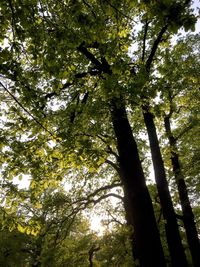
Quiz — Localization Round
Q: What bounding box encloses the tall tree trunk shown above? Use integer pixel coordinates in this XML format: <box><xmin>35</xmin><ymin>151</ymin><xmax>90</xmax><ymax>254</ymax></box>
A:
<box><xmin>164</xmin><ymin>115</ymin><xmax>200</xmax><ymax>267</ymax></box>
<box><xmin>142</xmin><ymin>103</ymin><xmax>188</xmax><ymax>267</ymax></box>
<box><xmin>110</xmin><ymin>98</ymin><xmax>166</xmax><ymax>267</ymax></box>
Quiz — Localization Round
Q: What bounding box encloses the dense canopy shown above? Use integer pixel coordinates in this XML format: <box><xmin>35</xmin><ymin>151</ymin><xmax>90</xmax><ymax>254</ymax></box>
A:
<box><xmin>0</xmin><ymin>0</ymin><xmax>199</xmax><ymax>266</ymax></box>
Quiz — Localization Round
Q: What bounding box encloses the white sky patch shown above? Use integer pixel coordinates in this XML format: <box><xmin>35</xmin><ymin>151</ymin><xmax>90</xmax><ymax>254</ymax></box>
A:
<box><xmin>90</xmin><ymin>215</ymin><xmax>105</xmax><ymax>236</ymax></box>
<box><xmin>47</xmin><ymin>139</ymin><xmax>56</xmax><ymax>148</ymax></box>
<box><xmin>12</xmin><ymin>175</ymin><xmax>31</xmax><ymax>189</ymax></box>
<box><xmin>148</xmin><ymin>163</ymin><xmax>156</xmax><ymax>183</ymax></box>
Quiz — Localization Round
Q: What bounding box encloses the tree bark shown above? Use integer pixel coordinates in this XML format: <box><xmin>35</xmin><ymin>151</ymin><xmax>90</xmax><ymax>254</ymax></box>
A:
<box><xmin>110</xmin><ymin>98</ymin><xmax>166</xmax><ymax>267</ymax></box>
<box><xmin>164</xmin><ymin>115</ymin><xmax>200</xmax><ymax>267</ymax></box>
<box><xmin>142</xmin><ymin>104</ymin><xmax>188</xmax><ymax>267</ymax></box>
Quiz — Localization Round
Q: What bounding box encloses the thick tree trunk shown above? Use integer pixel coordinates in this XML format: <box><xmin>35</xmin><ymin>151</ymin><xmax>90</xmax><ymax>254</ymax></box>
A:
<box><xmin>142</xmin><ymin>104</ymin><xmax>188</xmax><ymax>267</ymax></box>
<box><xmin>110</xmin><ymin>98</ymin><xmax>166</xmax><ymax>267</ymax></box>
<box><xmin>164</xmin><ymin>115</ymin><xmax>200</xmax><ymax>267</ymax></box>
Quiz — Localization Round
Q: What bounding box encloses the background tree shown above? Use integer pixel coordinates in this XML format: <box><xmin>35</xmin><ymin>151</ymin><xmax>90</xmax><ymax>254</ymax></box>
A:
<box><xmin>157</xmin><ymin>34</ymin><xmax>200</xmax><ymax>266</ymax></box>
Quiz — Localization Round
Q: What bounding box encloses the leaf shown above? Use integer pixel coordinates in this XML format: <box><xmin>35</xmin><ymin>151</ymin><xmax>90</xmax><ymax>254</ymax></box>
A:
<box><xmin>17</xmin><ymin>224</ymin><xmax>26</xmax><ymax>233</ymax></box>
<box><xmin>18</xmin><ymin>174</ymin><xmax>23</xmax><ymax>181</ymax></box>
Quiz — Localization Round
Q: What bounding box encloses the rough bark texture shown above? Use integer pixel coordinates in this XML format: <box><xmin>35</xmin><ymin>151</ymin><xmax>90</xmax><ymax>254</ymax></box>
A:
<box><xmin>142</xmin><ymin>104</ymin><xmax>188</xmax><ymax>267</ymax></box>
<box><xmin>164</xmin><ymin>115</ymin><xmax>200</xmax><ymax>267</ymax></box>
<box><xmin>110</xmin><ymin>98</ymin><xmax>166</xmax><ymax>267</ymax></box>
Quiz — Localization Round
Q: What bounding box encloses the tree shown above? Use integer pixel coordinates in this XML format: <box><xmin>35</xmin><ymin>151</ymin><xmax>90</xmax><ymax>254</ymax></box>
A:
<box><xmin>137</xmin><ymin>22</ymin><xmax>188</xmax><ymax>266</ymax></box>
<box><xmin>0</xmin><ymin>0</ymin><xmax>198</xmax><ymax>266</ymax></box>
<box><xmin>157</xmin><ymin>35</ymin><xmax>200</xmax><ymax>266</ymax></box>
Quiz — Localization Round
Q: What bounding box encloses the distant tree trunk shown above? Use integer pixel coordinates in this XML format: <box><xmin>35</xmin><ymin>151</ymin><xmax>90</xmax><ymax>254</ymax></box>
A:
<box><xmin>164</xmin><ymin>114</ymin><xmax>200</xmax><ymax>267</ymax></box>
<box><xmin>142</xmin><ymin>103</ymin><xmax>188</xmax><ymax>267</ymax></box>
<box><xmin>88</xmin><ymin>245</ymin><xmax>100</xmax><ymax>267</ymax></box>
<box><xmin>110</xmin><ymin>97</ymin><xmax>166</xmax><ymax>267</ymax></box>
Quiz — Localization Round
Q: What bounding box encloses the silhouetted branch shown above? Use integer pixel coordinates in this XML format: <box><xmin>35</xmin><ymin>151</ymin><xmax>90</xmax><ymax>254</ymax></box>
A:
<box><xmin>105</xmin><ymin>159</ymin><xmax>120</xmax><ymax>175</ymax></box>
<box><xmin>78</xmin><ymin>43</ymin><xmax>112</xmax><ymax>74</ymax></box>
<box><xmin>44</xmin><ymin>70</ymin><xmax>100</xmax><ymax>100</ymax></box>
<box><xmin>146</xmin><ymin>24</ymin><xmax>168</xmax><ymax>72</ymax></box>
<box><xmin>142</xmin><ymin>19</ymin><xmax>149</xmax><ymax>62</ymax></box>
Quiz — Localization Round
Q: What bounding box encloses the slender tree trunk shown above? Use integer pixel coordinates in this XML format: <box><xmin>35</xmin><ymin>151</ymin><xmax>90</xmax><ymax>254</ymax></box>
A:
<box><xmin>142</xmin><ymin>103</ymin><xmax>188</xmax><ymax>267</ymax></box>
<box><xmin>110</xmin><ymin>98</ymin><xmax>166</xmax><ymax>267</ymax></box>
<box><xmin>88</xmin><ymin>245</ymin><xmax>100</xmax><ymax>267</ymax></box>
<box><xmin>164</xmin><ymin>115</ymin><xmax>200</xmax><ymax>267</ymax></box>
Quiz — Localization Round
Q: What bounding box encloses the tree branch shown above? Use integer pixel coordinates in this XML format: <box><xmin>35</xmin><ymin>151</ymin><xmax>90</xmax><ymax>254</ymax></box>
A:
<box><xmin>104</xmin><ymin>0</ymin><xmax>134</xmax><ymax>21</ymax></box>
<box><xmin>69</xmin><ymin>182</ymin><xmax>123</xmax><ymax>215</ymax></box>
<box><xmin>67</xmin><ymin>191</ymin><xmax>123</xmax><ymax>218</ymax></box>
<box><xmin>106</xmin><ymin>208</ymin><xmax>124</xmax><ymax>226</ymax></box>
<box><xmin>142</xmin><ymin>19</ymin><xmax>149</xmax><ymax>62</ymax></box>
<box><xmin>105</xmin><ymin>159</ymin><xmax>120</xmax><ymax>175</ymax></box>
<box><xmin>92</xmin><ymin>193</ymin><xmax>124</xmax><ymax>205</ymax></box>
<box><xmin>0</xmin><ymin>81</ymin><xmax>54</xmax><ymax>137</ymax></box>
<box><xmin>146</xmin><ymin>24</ymin><xmax>168</xmax><ymax>72</ymax></box>
<box><xmin>96</xmin><ymin>134</ymin><xmax>119</xmax><ymax>160</ymax></box>
<box><xmin>78</xmin><ymin>42</ymin><xmax>103</xmax><ymax>69</ymax></box>
<box><xmin>7</xmin><ymin>0</ymin><xmax>16</xmax><ymax>42</ymax></box>
<box><xmin>44</xmin><ymin>69</ymin><xmax>100</xmax><ymax>100</ymax></box>
<box><xmin>77</xmin><ymin>43</ymin><xmax>112</xmax><ymax>74</ymax></box>
<box><xmin>86</xmin><ymin>182</ymin><xmax>122</xmax><ymax>200</ymax></box>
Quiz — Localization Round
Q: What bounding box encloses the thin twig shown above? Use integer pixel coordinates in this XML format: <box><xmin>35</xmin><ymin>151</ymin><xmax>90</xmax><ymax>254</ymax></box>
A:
<box><xmin>142</xmin><ymin>19</ymin><xmax>149</xmax><ymax>62</ymax></box>
<box><xmin>104</xmin><ymin>0</ymin><xmax>135</xmax><ymax>21</ymax></box>
<box><xmin>0</xmin><ymin>81</ymin><xmax>54</xmax><ymax>137</ymax></box>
